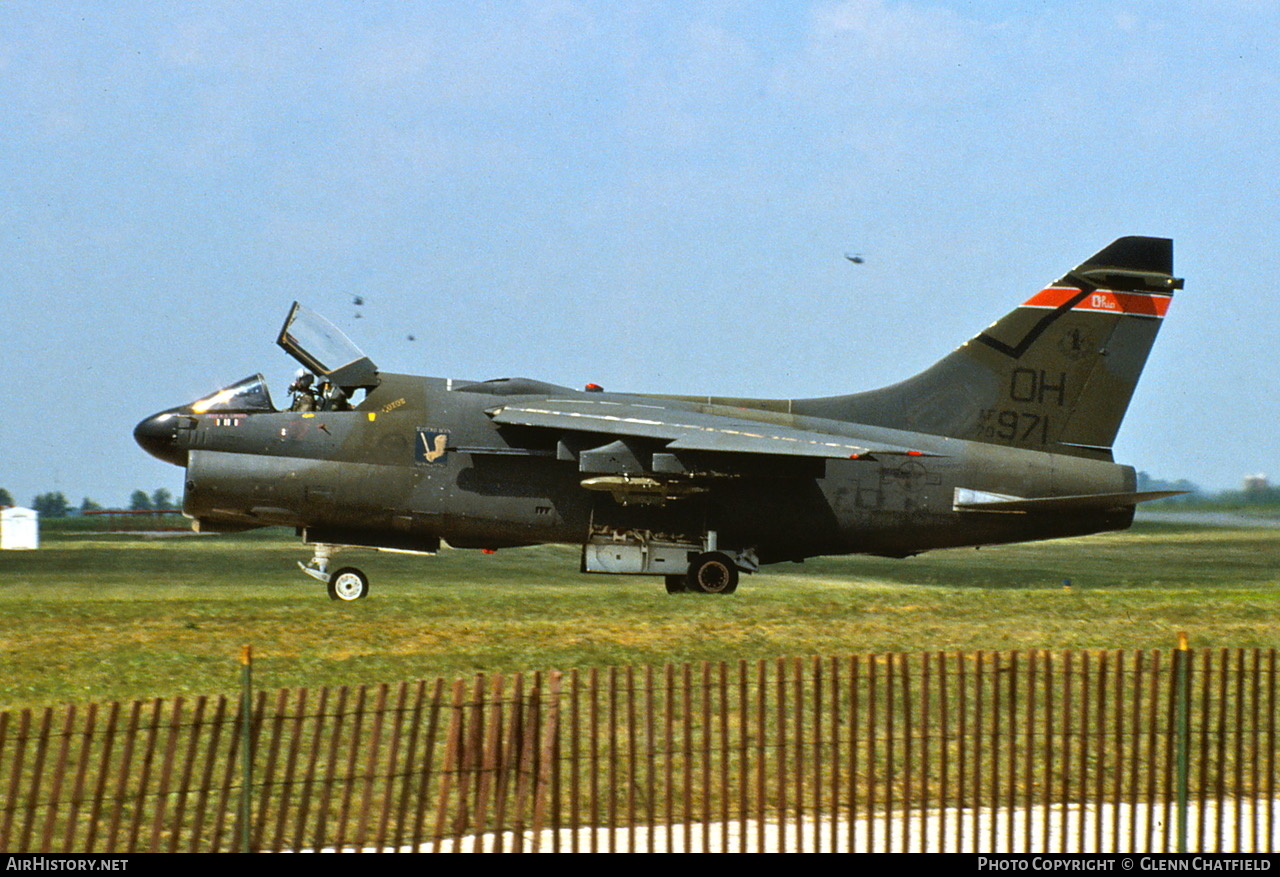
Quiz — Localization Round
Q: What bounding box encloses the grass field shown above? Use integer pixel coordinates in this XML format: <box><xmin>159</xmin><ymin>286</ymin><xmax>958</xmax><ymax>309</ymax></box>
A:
<box><xmin>0</xmin><ymin>519</ymin><xmax>1277</xmax><ymax>711</ymax></box>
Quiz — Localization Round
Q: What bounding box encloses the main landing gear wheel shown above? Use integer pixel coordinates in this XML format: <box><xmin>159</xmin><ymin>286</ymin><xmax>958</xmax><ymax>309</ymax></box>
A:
<box><xmin>328</xmin><ymin>566</ymin><xmax>369</xmax><ymax>601</ymax></box>
<box><xmin>687</xmin><ymin>552</ymin><xmax>739</xmax><ymax>594</ymax></box>
<box><xmin>665</xmin><ymin>574</ymin><xmax>688</xmax><ymax>594</ymax></box>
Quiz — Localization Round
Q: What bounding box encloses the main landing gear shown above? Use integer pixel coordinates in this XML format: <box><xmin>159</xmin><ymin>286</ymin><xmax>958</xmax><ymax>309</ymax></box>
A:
<box><xmin>583</xmin><ymin>527</ymin><xmax>755</xmax><ymax>595</ymax></box>
<box><xmin>299</xmin><ymin>543</ymin><xmax>370</xmax><ymax>601</ymax></box>
<box><xmin>664</xmin><ymin>551</ymin><xmax>741</xmax><ymax>594</ymax></box>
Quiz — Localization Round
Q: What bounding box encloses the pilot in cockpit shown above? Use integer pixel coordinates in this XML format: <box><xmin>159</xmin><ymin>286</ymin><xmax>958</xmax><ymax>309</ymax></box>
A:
<box><xmin>288</xmin><ymin>369</ymin><xmax>318</xmax><ymax>412</ymax></box>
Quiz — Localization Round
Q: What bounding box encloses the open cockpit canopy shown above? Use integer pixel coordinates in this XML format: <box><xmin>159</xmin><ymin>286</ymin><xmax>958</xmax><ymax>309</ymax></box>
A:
<box><xmin>276</xmin><ymin>302</ymin><xmax>380</xmax><ymax>392</ymax></box>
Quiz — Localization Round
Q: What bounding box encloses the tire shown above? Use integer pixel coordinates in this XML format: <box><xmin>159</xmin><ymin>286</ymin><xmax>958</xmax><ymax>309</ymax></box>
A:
<box><xmin>664</xmin><ymin>574</ymin><xmax>687</xmax><ymax>594</ymax></box>
<box><xmin>687</xmin><ymin>553</ymin><xmax>739</xmax><ymax>594</ymax></box>
<box><xmin>328</xmin><ymin>566</ymin><xmax>369</xmax><ymax>601</ymax></box>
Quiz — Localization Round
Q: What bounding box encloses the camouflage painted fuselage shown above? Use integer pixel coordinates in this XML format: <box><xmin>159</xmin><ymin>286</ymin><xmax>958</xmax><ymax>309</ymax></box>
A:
<box><xmin>165</xmin><ymin>373</ymin><xmax>1134</xmax><ymax>563</ymax></box>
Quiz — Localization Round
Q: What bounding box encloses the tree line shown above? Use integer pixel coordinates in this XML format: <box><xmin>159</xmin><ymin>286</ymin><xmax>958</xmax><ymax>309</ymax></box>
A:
<box><xmin>0</xmin><ymin>488</ymin><xmax>178</xmax><ymax>518</ymax></box>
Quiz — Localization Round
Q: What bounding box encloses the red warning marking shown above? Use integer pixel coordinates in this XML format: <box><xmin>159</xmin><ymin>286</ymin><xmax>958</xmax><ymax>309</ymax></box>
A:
<box><xmin>1022</xmin><ymin>286</ymin><xmax>1170</xmax><ymax>318</ymax></box>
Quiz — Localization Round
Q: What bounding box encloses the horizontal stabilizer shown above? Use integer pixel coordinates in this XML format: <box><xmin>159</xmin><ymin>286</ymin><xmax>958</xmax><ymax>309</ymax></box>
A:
<box><xmin>954</xmin><ymin>488</ymin><xmax>1188</xmax><ymax>514</ymax></box>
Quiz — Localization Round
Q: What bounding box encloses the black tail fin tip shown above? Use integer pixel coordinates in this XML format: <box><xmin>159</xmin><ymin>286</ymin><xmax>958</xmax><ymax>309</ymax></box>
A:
<box><xmin>1066</xmin><ymin>236</ymin><xmax>1182</xmax><ymax>294</ymax></box>
<box><xmin>1080</xmin><ymin>236</ymin><xmax>1172</xmax><ymax>275</ymax></box>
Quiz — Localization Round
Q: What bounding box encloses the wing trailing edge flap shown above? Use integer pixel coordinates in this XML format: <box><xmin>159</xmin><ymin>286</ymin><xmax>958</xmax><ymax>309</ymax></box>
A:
<box><xmin>954</xmin><ymin>488</ymin><xmax>1189</xmax><ymax>514</ymax></box>
<box><xmin>487</xmin><ymin>399</ymin><xmax>935</xmax><ymax>461</ymax></box>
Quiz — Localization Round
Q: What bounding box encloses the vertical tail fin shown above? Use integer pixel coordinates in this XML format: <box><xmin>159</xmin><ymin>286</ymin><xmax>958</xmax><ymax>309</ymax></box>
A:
<box><xmin>801</xmin><ymin>237</ymin><xmax>1182</xmax><ymax>459</ymax></box>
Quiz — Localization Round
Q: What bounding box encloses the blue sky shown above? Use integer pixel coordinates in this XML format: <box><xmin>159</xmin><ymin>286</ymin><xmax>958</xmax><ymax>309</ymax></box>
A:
<box><xmin>2</xmin><ymin>1</ymin><xmax>1276</xmax><ymax>507</ymax></box>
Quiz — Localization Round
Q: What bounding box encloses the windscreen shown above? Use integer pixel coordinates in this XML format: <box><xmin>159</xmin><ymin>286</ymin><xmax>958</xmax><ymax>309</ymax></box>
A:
<box><xmin>191</xmin><ymin>374</ymin><xmax>276</xmax><ymax>413</ymax></box>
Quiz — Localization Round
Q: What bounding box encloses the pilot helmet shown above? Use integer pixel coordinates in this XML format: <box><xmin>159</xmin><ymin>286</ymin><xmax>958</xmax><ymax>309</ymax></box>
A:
<box><xmin>291</xmin><ymin>369</ymin><xmax>314</xmax><ymax>390</ymax></box>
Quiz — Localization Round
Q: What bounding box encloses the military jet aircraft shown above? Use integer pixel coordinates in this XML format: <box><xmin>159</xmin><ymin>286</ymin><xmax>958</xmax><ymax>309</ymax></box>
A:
<box><xmin>135</xmin><ymin>236</ymin><xmax>1184</xmax><ymax>600</ymax></box>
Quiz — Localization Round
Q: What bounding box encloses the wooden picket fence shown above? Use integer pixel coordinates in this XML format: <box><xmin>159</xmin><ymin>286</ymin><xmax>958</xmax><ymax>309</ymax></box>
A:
<box><xmin>1</xmin><ymin>648</ymin><xmax>1277</xmax><ymax>853</ymax></box>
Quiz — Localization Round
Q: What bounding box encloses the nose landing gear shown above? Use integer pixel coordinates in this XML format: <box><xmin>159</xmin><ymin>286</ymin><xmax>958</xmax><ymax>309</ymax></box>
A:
<box><xmin>300</xmin><ymin>543</ymin><xmax>370</xmax><ymax>601</ymax></box>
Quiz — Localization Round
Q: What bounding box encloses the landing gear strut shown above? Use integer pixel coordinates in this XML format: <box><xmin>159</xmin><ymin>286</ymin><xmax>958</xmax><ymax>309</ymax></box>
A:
<box><xmin>300</xmin><ymin>543</ymin><xmax>370</xmax><ymax>601</ymax></box>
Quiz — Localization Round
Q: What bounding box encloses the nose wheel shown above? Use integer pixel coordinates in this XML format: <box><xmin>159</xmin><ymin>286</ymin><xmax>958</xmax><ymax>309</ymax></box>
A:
<box><xmin>327</xmin><ymin>566</ymin><xmax>370</xmax><ymax>601</ymax></box>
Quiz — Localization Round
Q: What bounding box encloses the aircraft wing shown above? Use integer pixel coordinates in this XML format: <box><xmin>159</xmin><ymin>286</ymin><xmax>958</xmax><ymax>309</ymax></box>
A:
<box><xmin>487</xmin><ymin>398</ymin><xmax>931</xmax><ymax>460</ymax></box>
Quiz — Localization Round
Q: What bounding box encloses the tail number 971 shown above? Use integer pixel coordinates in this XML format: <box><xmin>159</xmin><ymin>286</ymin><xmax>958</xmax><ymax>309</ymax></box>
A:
<box><xmin>975</xmin><ymin>409</ymin><xmax>1050</xmax><ymax>444</ymax></box>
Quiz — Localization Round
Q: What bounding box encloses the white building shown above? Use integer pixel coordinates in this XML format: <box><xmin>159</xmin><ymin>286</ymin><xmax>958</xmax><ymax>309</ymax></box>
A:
<box><xmin>0</xmin><ymin>506</ymin><xmax>39</xmax><ymax>550</ymax></box>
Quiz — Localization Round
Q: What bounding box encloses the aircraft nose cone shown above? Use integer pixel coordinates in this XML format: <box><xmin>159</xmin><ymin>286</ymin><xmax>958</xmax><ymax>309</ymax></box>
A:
<box><xmin>134</xmin><ymin>411</ymin><xmax>188</xmax><ymax>466</ymax></box>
